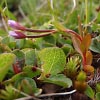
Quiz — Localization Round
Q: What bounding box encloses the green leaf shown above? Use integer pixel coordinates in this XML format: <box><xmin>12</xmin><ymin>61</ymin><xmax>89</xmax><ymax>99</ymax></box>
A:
<box><xmin>4</xmin><ymin>9</ymin><xmax>16</xmax><ymax>20</ymax></box>
<box><xmin>96</xmin><ymin>83</ymin><xmax>100</xmax><ymax>92</ymax></box>
<box><xmin>44</xmin><ymin>74</ymin><xmax>72</xmax><ymax>88</ymax></box>
<box><xmin>8</xmin><ymin>42</ymin><xmax>16</xmax><ymax>49</ymax></box>
<box><xmin>61</xmin><ymin>44</ymin><xmax>73</xmax><ymax>56</ymax></box>
<box><xmin>43</xmin><ymin>35</ymin><xmax>56</xmax><ymax>45</ymax></box>
<box><xmin>1</xmin><ymin>36</ymin><xmax>10</xmax><ymax>45</ymax></box>
<box><xmin>90</xmin><ymin>35</ymin><xmax>100</xmax><ymax>53</ymax></box>
<box><xmin>22</xmin><ymin>39</ymin><xmax>34</xmax><ymax>48</ymax></box>
<box><xmin>39</xmin><ymin>47</ymin><xmax>66</xmax><ymax>78</ymax></box>
<box><xmin>15</xmin><ymin>77</ymin><xmax>42</xmax><ymax>96</ymax></box>
<box><xmin>1</xmin><ymin>36</ymin><xmax>16</xmax><ymax>49</ymax></box>
<box><xmin>12</xmin><ymin>49</ymin><xmax>25</xmax><ymax>61</ymax></box>
<box><xmin>0</xmin><ymin>29</ymin><xmax>7</xmax><ymax>37</ymax></box>
<box><xmin>3</xmin><ymin>72</ymin><xmax>25</xmax><ymax>84</ymax></box>
<box><xmin>53</xmin><ymin>21</ymin><xmax>66</xmax><ymax>31</ymax></box>
<box><xmin>84</xmin><ymin>85</ymin><xmax>94</xmax><ymax>99</ymax></box>
<box><xmin>71</xmin><ymin>35</ymin><xmax>83</xmax><ymax>58</ymax></box>
<box><xmin>0</xmin><ymin>53</ymin><xmax>16</xmax><ymax>82</ymax></box>
<box><xmin>0</xmin><ymin>43</ymin><xmax>11</xmax><ymax>53</ymax></box>
<box><xmin>16</xmin><ymin>39</ymin><xmax>25</xmax><ymax>49</ymax></box>
<box><xmin>33</xmin><ymin>38</ymin><xmax>44</xmax><ymax>49</ymax></box>
<box><xmin>96</xmin><ymin>92</ymin><xmax>100</xmax><ymax>100</ymax></box>
<box><xmin>16</xmin><ymin>39</ymin><xmax>35</xmax><ymax>49</ymax></box>
<box><xmin>23</xmin><ymin>66</ymin><xmax>41</xmax><ymax>78</ymax></box>
<box><xmin>25</xmin><ymin>49</ymin><xmax>36</xmax><ymax>65</ymax></box>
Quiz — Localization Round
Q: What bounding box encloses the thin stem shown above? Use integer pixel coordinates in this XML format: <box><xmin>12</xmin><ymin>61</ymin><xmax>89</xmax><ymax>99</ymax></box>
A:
<box><xmin>50</xmin><ymin>0</ymin><xmax>55</xmax><ymax>21</ymax></box>
<box><xmin>78</xmin><ymin>15</ymin><xmax>83</xmax><ymax>37</ymax></box>
<box><xmin>4</xmin><ymin>0</ymin><xmax>9</xmax><ymax>17</ymax></box>
<box><xmin>38</xmin><ymin>90</ymin><xmax>76</xmax><ymax>98</ymax></box>
<box><xmin>85</xmin><ymin>0</ymin><xmax>88</xmax><ymax>28</ymax></box>
<box><xmin>50</xmin><ymin>0</ymin><xmax>54</xmax><ymax>10</ymax></box>
<box><xmin>71</xmin><ymin>0</ymin><xmax>76</xmax><ymax>13</ymax></box>
<box><xmin>26</xmin><ymin>31</ymin><xmax>56</xmax><ymax>38</ymax></box>
<box><xmin>1</xmin><ymin>14</ymin><xmax>8</xmax><ymax>32</ymax></box>
<box><xmin>65</xmin><ymin>0</ymin><xmax>76</xmax><ymax>23</ymax></box>
<box><xmin>25</xmin><ymin>28</ymin><xmax>56</xmax><ymax>33</ymax></box>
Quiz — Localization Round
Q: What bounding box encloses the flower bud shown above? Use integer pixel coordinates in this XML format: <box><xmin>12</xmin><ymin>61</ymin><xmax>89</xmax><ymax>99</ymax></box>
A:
<box><xmin>9</xmin><ymin>30</ymin><xmax>26</xmax><ymax>39</ymax></box>
<box><xmin>8</xmin><ymin>20</ymin><xmax>25</xmax><ymax>31</ymax></box>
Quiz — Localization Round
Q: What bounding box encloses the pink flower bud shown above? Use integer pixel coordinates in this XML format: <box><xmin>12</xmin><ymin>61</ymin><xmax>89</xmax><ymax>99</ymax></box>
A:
<box><xmin>8</xmin><ymin>20</ymin><xmax>26</xmax><ymax>31</ymax></box>
<box><xmin>9</xmin><ymin>30</ymin><xmax>26</xmax><ymax>39</ymax></box>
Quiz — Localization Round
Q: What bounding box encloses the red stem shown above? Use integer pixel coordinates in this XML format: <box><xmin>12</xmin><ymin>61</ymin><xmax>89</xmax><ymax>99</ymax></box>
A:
<box><xmin>26</xmin><ymin>31</ymin><xmax>56</xmax><ymax>38</ymax></box>
<box><xmin>25</xmin><ymin>28</ymin><xmax>82</xmax><ymax>42</ymax></box>
<box><xmin>64</xmin><ymin>29</ymin><xmax>82</xmax><ymax>41</ymax></box>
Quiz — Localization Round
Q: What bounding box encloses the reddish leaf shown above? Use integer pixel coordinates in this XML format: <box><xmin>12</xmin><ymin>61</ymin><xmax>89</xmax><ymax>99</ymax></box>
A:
<box><xmin>84</xmin><ymin>65</ymin><xmax>94</xmax><ymax>74</ymax></box>
<box><xmin>80</xmin><ymin>34</ymin><xmax>91</xmax><ymax>53</ymax></box>
<box><xmin>71</xmin><ymin>35</ymin><xmax>83</xmax><ymax>58</ymax></box>
<box><xmin>86</xmin><ymin>51</ymin><xmax>93</xmax><ymax>65</ymax></box>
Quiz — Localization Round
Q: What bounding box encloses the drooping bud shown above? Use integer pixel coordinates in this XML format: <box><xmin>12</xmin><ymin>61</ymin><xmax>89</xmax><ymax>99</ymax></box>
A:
<box><xmin>8</xmin><ymin>20</ymin><xmax>26</xmax><ymax>31</ymax></box>
<box><xmin>9</xmin><ymin>30</ymin><xmax>26</xmax><ymax>39</ymax></box>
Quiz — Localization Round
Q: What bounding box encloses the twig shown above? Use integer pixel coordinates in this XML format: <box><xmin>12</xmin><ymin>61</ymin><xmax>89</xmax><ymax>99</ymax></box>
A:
<box><xmin>38</xmin><ymin>89</ymin><xmax>76</xmax><ymax>98</ymax></box>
